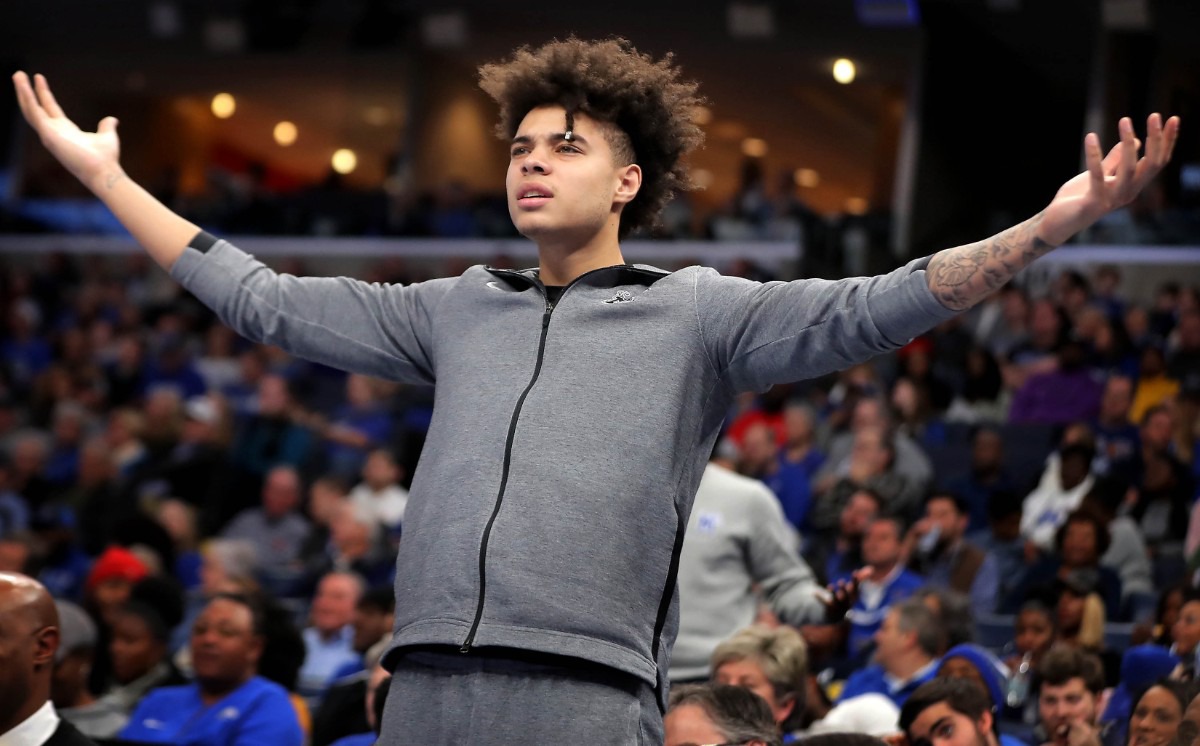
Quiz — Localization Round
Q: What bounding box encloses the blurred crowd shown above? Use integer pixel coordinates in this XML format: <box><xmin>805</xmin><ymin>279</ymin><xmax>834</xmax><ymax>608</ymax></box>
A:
<box><xmin>1</xmin><ymin>247</ymin><xmax>1199</xmax><ymax>745</ymax></box>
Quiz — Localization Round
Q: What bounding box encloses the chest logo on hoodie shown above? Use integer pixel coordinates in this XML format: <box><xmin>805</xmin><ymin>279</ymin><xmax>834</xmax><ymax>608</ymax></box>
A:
<box><xmin>602</xmin><ymin>290</ymin><xmax>634</xmax><ymax>304</ymax></box>
<box><xmin>697</xmin><ymin>511</ymin><xmax>722</xmax><ymax>533</ymax></box>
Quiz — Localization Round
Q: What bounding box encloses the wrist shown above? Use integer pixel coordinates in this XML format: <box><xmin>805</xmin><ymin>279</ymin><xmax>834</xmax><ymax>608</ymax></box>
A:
<box><xmin>87</xmin><ymin>164</ymin><xmax>127</xmax><ymax>195</ymax></box>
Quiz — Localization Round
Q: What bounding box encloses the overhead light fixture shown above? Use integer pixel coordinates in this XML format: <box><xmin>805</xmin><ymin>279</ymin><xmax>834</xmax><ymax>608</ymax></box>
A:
<box><xmin>833</xmin><ymin>59</ymin><xmax>856</xmax><ymax>85</ymax></box>
<box><xmin>274</xmin><ymin>121</ymin><xmax>298</xmax><ymax>146</ymax></box>
<box><xmin>211</xmin><ymin>93</ymin><xmax>236</xmax><ymax>119</ymax></box>
<box><xmin>741</xmin><ymin>138</ymin><xmax>768</xmax><ymax>158</ymax></box>
<box><xmin>691</xmin><ymin>106</ymin><xmax>713</xmax><ymax>126</ymax></box>
<box><xmin>845</xmin><ymin>197</ymin><xmax>869</xmax><ymax>215</ymax></box>
<box><xmin>794</xmin><ymin>168</ymin><xmax>820</xmax><ymax>188</ymax></box>
<box><xmin>332</xmin><ymin>149</ymin><xmax>358</xmax><ymax>175</ymax></box>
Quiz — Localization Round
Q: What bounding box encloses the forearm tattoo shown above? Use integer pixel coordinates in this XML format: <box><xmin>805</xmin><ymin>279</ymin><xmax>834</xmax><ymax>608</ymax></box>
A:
<box><xmin>925</xmin><ymin>211</ymin><xmax>1057</xmax><ymax>311</ymax></box>
<box><xmin>105</xmin><ymin>172</ymin><xmax>125</xmax><ymax>190</ymax></box>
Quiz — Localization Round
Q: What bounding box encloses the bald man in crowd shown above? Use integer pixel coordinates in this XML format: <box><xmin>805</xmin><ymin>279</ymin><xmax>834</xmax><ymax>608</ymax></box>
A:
<box><xmin>0</xmin><ymin>572</ymin><xmax>97</xmax><ymax>745</ymax></box>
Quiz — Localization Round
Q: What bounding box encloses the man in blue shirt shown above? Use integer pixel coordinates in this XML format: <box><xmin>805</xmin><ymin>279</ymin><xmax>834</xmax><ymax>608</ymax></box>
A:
<box><xmin>842</xmin><ymin>516</ymin><xmax>925</xmax><ymax>657</ymax></box>
<box><xmin>119</xmin><ymin>593</ymin><xmax>302</xmax><ymax>746</ymax></box>
<box><xmin>839</xmin><ymin>597</ymin><xmax>944</xmax><ymax>708</ymax></box>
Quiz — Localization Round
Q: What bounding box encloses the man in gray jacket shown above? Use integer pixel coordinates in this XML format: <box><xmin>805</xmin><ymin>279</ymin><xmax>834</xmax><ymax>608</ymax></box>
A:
<box><xmin>13</xmin><ymin>36</ymin><xmax>1179</xmax><ymax>745</ymax></box>
<box><xmin>671</xmin><ymin>460</ymin><xmax>826</xmax><ymax>683</ymax></box>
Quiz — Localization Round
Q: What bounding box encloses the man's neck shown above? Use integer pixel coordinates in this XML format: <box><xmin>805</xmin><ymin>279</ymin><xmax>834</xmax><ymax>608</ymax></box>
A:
<box><xmin>0</xmin><ymin>695</ymin><xmax>48</xmax><ymax>738</ymax></box>
<box><xmin>535</xmin><ymin>227</ymin><xmax>625</xmax><ymax>286</ymax></box>
<box><xmin>888</xmin><ymin>653</ymin><xmax>933</xmax><ymax>683</ymax></box>
<box><xmin>870</xmin><ymin>561</ymin><xmax>899</xmax><ymax>580</ymax></box>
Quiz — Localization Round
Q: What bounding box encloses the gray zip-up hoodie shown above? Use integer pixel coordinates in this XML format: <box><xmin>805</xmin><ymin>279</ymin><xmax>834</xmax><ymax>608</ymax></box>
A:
<box><xmin>171</xmin><ymin>231</ymin><xmax>957</xmax><ymax>706</ymax></box>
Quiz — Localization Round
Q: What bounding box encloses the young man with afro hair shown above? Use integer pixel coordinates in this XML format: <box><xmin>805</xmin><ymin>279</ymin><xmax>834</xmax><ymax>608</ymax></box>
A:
<box><xmin>13</xmin><ymin>36</ymin><xmax>1179</xmax><ymax>744</ymax></box>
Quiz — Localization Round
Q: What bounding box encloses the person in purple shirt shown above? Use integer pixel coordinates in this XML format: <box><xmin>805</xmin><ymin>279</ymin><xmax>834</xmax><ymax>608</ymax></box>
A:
<box><xmin>1008</xmin><ymin>340</ymin><xmax>1104</xmax><ymax>426</ymax></box>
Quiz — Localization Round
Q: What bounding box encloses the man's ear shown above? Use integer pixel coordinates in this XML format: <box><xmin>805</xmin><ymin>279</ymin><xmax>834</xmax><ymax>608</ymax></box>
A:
<box><xmin>34</xmin><ymin>625</ymin><xmax>59</xmax><ymax>669</ymax></box>
<box><xmin>613</xmin><ymin>163</ymin><xmax>642</xmax><ymax>206</ymax></box>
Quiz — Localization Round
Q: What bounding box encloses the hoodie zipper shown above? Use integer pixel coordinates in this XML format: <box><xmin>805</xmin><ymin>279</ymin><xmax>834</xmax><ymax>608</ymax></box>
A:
<box><xmin>459</xmin><ymin>265</ymin><xmax>667</xmax><ymax>653</ymax></box>
<box><xmin>460</xmin><ymin>284</ymin><xmax>554</xmax><ymax>652</ymax></box>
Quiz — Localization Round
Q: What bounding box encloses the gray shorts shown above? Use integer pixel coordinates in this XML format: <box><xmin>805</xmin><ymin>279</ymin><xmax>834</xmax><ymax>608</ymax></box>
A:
<box><xmin>378</xmin><ymin>647</ymin><xmax>664</xmax><ymax>745</ymax></box>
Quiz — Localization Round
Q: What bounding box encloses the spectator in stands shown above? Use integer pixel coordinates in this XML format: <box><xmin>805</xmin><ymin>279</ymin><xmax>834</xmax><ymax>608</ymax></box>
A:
<box><xmin>53</xmin><ymin>600</ymin><xmax>127</xmax><ymax>738</ymax></box>
<box><xmin>308</xmin><ymin>374</ymin><xmax>393</xmax><ymax>482</ymax></box>
<box><xmin>45</xmin><ymin>401</ymin><xmax>87</xmax><ymax>487</ymax></box>
<box><xmin>1082</xmin><ymin>478</ymin><xmax>1154</xmax><ymax>620</ymax></box>
<box><xmin>1004</xmin><ymin>601</ymin><xmax>1057</xmax><ymax>674</ymax></box>
<box><xmin>348</xmin><ymin>449</ymin><xmax>408</xmax><ymax>535</ymax></box>
<box><xmin>102</xmin><ymin>334</ymin><xmax>145</xmax><ymax>409</ymax></box>
<box><xmin>141</xmin><ymin>335</ymin><xmax>206</xmax><ymax>402</ymax></box>
<box><xmin>1003</xmin><ymin>299</ymin><xmax>1065</xmax><ymax>392</ymax></box>
<box><xmin>813</xmin><ymin>398</ymin><xmax>933</xmax><ymax>516</ymax></box>
<box><xmin>0</xmin><ymin>531</ymin><xmax>34</xmax><ymax>574</ymax></box>
<box><xmin>1020</xmin><ymin>442</ymin><xmax>1096</xmax><ymax>553</ymax></box>
<box><xmin>838</xmin><ymin>597</ymin><xmax>944</xmax><ymax>707</ymax></box>
<box><xmin>220</xmin><ymin>465</ymin><xmax>311</xmax><ymax>580</ymax></box>
<box><xmin>1126</xmin><ymin>680</ymin><xmax>1192</xmax><ymax>746</ymax></box>
<box><xmin>803</xmin><ymin>487</ymin><xmax>881</xmax><ymax>587</ymax></box>
<box><xmin>843</xmin><ymin>516</ymin><xmax>925</xmax><ymax>658</ymax></box>
<box><xmin>310</xmin><ymin>587</ymin><xmax>396</xmax><ymax>746</ymax></box>
<box><xmin>1004</xmin><ymin>509</ymin><xmax>1122</xmax><ymax>620</ymax></box>
<box><xmin>812</xmin><ymin>427</ymin><xmax>913</xmax><ymax>531</ymax></box>
<box><xmin>0</xmin><ymin>455</ymin><xmax>31</xmax><ymax>536</ymax></box>
<box><xmin>665</xmin><ymin>683</ymin><xmax>781</xmax><ymax>746</ymax></box>
<box><xmin>118</xmin><ymin>593</ymin><xmax>303</xmax><ymax>745</ymax></box>
<box><xmin>1092</xmin><ymin>376</ymin><xmax>1140</xmax><ymax>479</ymax></box>
<box><xmin>1009</xmin><ymin>340</ymin><xmax>1104</xmax><ymax>427</ymax></box>
<box><xmin>101</xmin><ymin>602</ymin><xmax>185</xmax><ymax>715</ymax></box>
<box><xmin>739</xmin><ymin>422</ymin><xmax>815</xmax><ymax>533</ymax></box>
<box><xmin>173</xmin><ymin>538</ymin><xmax>260</xmax><ymax>654</ymax></box>
<box><xmin>140</xmin><ymin>394</ymin><xmax>229</xmax><ymax>511</ymax></box>
<box><xmin>1033</xmin><ymin>647</ymin><xmax>1105</xmax><ymax>746</ymax></box>
<box><xmin>945</xmin><ymin>346</ymin><xmax>1008</xmax><ymax>425</ymax></box>
<box><xmin>1131</xmin><ymin>347</ymin><xmax>1180</xmax><ymax>425</ymax></box>
<box><xmin>891</xmin><ymin>378</ymin><xmax>946</xmax><ymax>450</ymax></box>
<box><xmin>67</xmin><ymin>437</ymin><xmax>134</xmax><ymax>556</ymax></box>
<box><xmin>297</xmin><ymin>571</ymin><xmax>364</xmax><ymax>705</ymax></box>
<box><xmin>103</xmin><ymin>408</ymin><xmax>147</xmax><ymax>481</ymax></box>
<box><xmin>904</xmin><ymin>493</ymin><xmax>999</xmax><ymax>616</ymax></box>
<box><xmin>672</xmin><ymin>462</ymin><xmax>829</xmax><ymax>684</ymax></box>
<box><xmin>308</xmin><ymin>502</ymin><xmax>393</xmax><ymax>589</ymax></box>
<box><xmin>777</xmin><ymin>401</ymin><xmax>825</xmax><ymax>532</ymax></box>
<box><xmin>1170</xmin><ymin>589</ymin><xmax>1200</xmax><ymax>681</ymax></box>
<box><xmin>0</xmin><ymin>572</ymin><xmax>99</xmax><ymax>746</ymax></box>
<box><xmin>194</xmin><ymin>325</ymin><xmax>241</xmax><ymax>394</ymax></box>
<box><xmin>913</xmin><ymin>588</ymin><xmax>976</xmax><ymax>651</ymax></box>
<box><xmin>326</xmin><ymin>665</ymin><xmax>391</xmax><ymax>746</ymax></box>
<box><xmin>935</xmin><ymin>644</ymin><xmax>1028</xmax><ymax>746</ymax></box>
<box><xmin>899</xmin><ymin>677</ymin><xmax>1004</xmax><ymax>746</ymax></box>
<box><xmin>300</xmin><ymin>475</ymin><xmax>350</xmax><ymax>567</ymax></box>
<box><xmin>83</xmin><ymin>547</ymin><xmax>148</xmax><ymax>628</ymax></box>
<box><xmin>1049</xmin><ymin>568</ymin><xmax>1120</xmax><ymax>682</ymax></box>
<box><xmin>894</xmin><ymin>336</ymin><xmax>954</xmax><ymax>416</ymax></box>
<box><xmin>710</xmin><ymin>625</ymin><xmax>808</xmax><ymax>739</ymax></box>
<box><xmin>973</xmin><ymin>285</ymin><xmax>1030</xmax><ymax>361</ymax></box>
<box><xmin>1169</xmin><ymin>309</ymin><xmax>1200</xmax><ymax>395</ymax></box>
<box><xmin>1131</xmin><ymin>446</ymin><xmax>1194</xmax><ymax>548</ymax></box>
<box><xmin>942</xmin><ymin>427</ymin><xmax>1017</xmax><ymax>537</ymax></box>
<box><xmin>1098</xmin><ymin>646</ymin><xmax>1181</xmax><ymax>746</ymax></box>
<box><xmin>227</xmin><ymin>373</ymin><xmax>313</xmax><ymax>487</ymax></box>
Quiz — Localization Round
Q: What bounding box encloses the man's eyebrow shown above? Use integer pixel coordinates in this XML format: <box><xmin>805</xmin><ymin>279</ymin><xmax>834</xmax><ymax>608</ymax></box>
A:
<box><xmin>510</xmin><ymin>133</ymin><xmax>590</xmax><ymax>146</ymax></box>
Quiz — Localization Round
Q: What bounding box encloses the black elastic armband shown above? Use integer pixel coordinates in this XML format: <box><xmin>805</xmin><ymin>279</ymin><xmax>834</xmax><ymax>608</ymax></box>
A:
<box><xmin>189</xmin><ymin>231</ymin><xmax>219</xmax><ymax>253</ymax></box>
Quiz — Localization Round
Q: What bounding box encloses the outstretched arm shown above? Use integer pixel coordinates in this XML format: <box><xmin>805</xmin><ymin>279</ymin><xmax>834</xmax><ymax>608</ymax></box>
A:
<box><xmin>925</xmin><ymin>113</ymin><xmax>1180</xmax><ymax>311</ymax></box>
<box><xmin>12</xmin><ymin>71</ymin><xmax>199</xmax><ymax>270</ymax></box>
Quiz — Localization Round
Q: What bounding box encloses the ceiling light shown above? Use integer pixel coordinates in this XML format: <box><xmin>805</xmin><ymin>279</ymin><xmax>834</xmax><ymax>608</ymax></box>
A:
<box><xmin>794</xmin><ymin>169</ymin><xmax>820</xmax><ymax>188</ymax></box>
<box><xmin>833</xmin><ymin>59</ymin><xmax>857</xmax><ymax>84</ymax></box>
<box><xmin>211</xmin><ymin>93</ymin><xmax>236</xmax><ymax>119</ymax></box>
<box><xmin>741</xmin><ymin>138</ymin><xmax>768</xmax><ymax>158</ymax></box>
<box><xmin>274</xmin><ymin>121</ymin><xmax>298</xmax><ymax>146</ymax></box>
<box><xmin>332</xmin><ymin>149</ymin><xmax>358</xmax><ymax>175</ymax></box>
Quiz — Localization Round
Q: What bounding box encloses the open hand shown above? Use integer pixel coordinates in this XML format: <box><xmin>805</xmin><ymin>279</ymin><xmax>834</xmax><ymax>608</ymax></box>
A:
<box><xmin>1038</xmin><ymin>113</ymin><xmax>1180</xmax><ymax>246</ymax></box>
<box><xmin>12</xmin><ymin>72</ymin><xmax>123</xmax><ymax>189</ymax></box>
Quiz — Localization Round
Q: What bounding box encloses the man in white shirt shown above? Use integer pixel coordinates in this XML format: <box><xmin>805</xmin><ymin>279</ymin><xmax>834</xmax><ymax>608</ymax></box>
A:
<box><xmin>348</xmin><ymin>449</ymin><xmax>409</xmax><ymax>533</ymax></box>
<box><xmin>0</xmin><ymin>572</ymin><xmax>97</xmax><ymax>745</ymax></box>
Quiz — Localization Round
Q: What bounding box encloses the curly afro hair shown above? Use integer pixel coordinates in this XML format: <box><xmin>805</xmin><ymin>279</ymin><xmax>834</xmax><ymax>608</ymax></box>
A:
<box><xmin>479</xmin><ymin>37</ymin><xmax>706</xmax><ymax>239</ymax></box>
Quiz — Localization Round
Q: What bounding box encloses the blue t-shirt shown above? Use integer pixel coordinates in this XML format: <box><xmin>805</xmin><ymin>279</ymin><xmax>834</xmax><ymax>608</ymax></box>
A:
<box><xmin>119</xmin><ymin>676</ymin><xmax>303</xmax><ymax>746</ymax></box>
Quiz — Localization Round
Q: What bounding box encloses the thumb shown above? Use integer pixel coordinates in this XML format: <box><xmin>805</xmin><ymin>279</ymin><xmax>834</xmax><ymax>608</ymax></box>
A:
<box><xmin>98</xmin><ymin>116</ymin><xmax>119</xmax><ymax>135</ymax></box>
